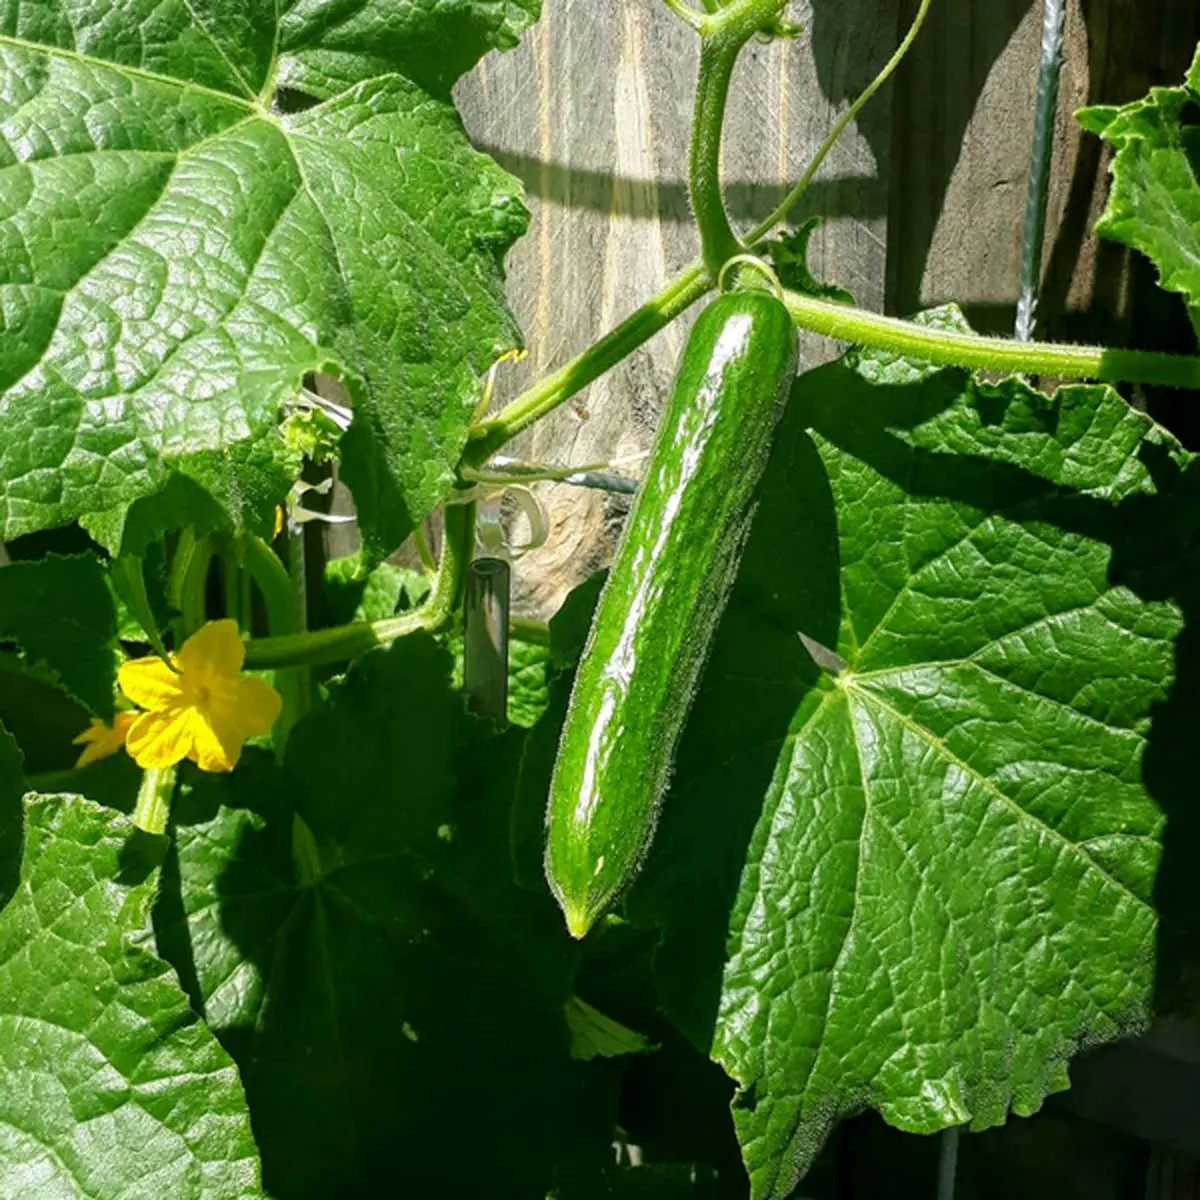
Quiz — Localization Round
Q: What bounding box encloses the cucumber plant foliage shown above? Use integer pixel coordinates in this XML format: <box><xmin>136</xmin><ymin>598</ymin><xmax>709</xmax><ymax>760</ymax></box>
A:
<box><xmin>0</xmin><ymin>2</ymin><xmax>1199</xmax><ymax>1198</ymax></box>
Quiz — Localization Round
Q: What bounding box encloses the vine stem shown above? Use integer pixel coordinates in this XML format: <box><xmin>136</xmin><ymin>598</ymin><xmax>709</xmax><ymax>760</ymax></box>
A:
<box><xmin>243</xmin><ymin>501</ymin><xmax>477</xmax><ymax>670</ymax></box>
<box><xmin>465</xmin><ymin>265</ymin><xmax>710</xmax><ymax>458</ymax></box>
<box><xmin>467</xmin><ymin>0</ymin><xmax>935</xmax><ymax>453</ymax></box>
<box><xmin>132</xmin><ymin>764</ymin><xmax>177</xmax><ymax>835</ymax></box>
<box><xmin>691</xmin><ymin>35</ymin><xmax>743</xmax><ymax>273</ymax></box>
<box><xmin>661</xmin><ymin>0</ymin><xmax>706</xmax><ymax>32</ymax></box>
<box><xmin>242</xmin><ymin>534</ymin><xmax>311</xmax><ymax>751</ymax></box>
<box><xmin>781</xmin><ymin>288</ymin><xmax>1200</xmax><ymax>387</ymax></box>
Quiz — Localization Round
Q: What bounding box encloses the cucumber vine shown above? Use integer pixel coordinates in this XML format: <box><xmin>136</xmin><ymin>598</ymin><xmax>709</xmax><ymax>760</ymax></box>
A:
<box><xmin>252</xmin><ymin>0</ymin><xmax>1200</xmax><ymax>672</ymax></box>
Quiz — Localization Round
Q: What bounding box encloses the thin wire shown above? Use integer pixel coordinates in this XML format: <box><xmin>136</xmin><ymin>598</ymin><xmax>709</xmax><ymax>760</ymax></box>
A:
<box><xmin>1015</xmin><ymin>0</ymin><xmax>1068</xmax><ymax>342</ymax></box>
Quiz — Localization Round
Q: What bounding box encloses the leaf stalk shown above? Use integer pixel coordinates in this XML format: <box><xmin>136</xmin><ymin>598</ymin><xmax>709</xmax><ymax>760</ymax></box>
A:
<box><xmin>243</xmin><ymin>501</ymin><xmax>477</xmax><ymax>670</ymax></box>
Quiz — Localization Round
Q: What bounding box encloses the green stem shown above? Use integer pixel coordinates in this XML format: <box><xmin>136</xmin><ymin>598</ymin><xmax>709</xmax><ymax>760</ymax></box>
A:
<box><xmin>691</xmin><ymin>36</ymin><xmax>743</xmax><ymax>274</ymax></box>
<box><xmin>466</xmin><ymin>265</ymin><xmax>711</xmax><ymax>459</ymax></box>
<box><xmin>242</xmin><ymin>534</ymin><xmax>311</xmax><ymax>752</ymax></box>
<box><xmin>782</xmin><ymin>288</ymin><xmax>1200</xmax><ymax>389</ymax></box>
<box><xmin>243</xmin><ymin>536</ymin><xmax>298</xmax><ymax>636</ymax></box>
<box><xmin>244</xmin><ymin>501</ymin><xmax>477</xmax><ymax>670</ymax></box>
<box><xmin>662</xmin><ymin>0</ymin><xmax>706</xmax><ymax>31</ymax></box>
<box><xmin>133</xmin><ymin>765</ymin><xmax>177</xmax><ymax>835</ymax></box>
<box><xmin>166</xmin><ymin>529</ymin><xmax>196</xmax><ymax>614</ymax></box>
<box><xmin>746</xmin><ymin>0</ymin><xmax>934</xmax><ymax>244</ymax></box>
<box><xmin>179</xmin><ymin>536</ymin><xmax>215</xmax><ymax>639</ymax></box>
<box><xmin>221</xmin><ymin>551</ymin><xmax>241</xmax><ymax>627</ymax></box>
<box><xmin>413</xmin><ymin>524</ymin><xmax>437</xmax><ymax>575</ymax></box>
<box><xmin>687</xmin><ymin>0</ymin><xmax>786</xmax><ymax>272</ymax></box>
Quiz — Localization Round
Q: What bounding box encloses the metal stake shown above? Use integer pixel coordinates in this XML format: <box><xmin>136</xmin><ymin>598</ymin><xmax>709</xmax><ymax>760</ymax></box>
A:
<box><xmin>464</xmin><ymin>558</ymin><xmax>511</xmax><ymax>728</ymax></box>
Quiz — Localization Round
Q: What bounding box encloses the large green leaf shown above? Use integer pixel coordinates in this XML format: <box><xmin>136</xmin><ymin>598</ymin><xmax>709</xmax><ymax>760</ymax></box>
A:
<box><xmin>634</xmin><ymin>344</ymin><xmax>1187</xmax><ymax>1198</ymax></box>
<box><xmin>154</xmin><ymin>637</ymin><xmax>617</xmax><ymax>1198</ymax></box>
<box><xmin>0</xmin><ymin>553</ymin><xmax>117</xmax><ymax>716</ymax></box>
<box><xmin>0</xmin><ymin>793</ymin><xmax>262</xmax><ymax>1198</ymax></box>
<box><xmin>1079</xmin><ymin>44</ymin><xmax>1200</xmax><ymax>336</ymax></box>
<box><xmin>0</xmin><ymin>0</ymin><xmax>530</xmax><ymax>556</ymax></box>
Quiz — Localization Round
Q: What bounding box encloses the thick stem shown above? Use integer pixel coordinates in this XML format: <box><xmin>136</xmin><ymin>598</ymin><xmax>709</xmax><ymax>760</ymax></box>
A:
<box><xmin>133</xmin><ymin>765</ymin><xmax>177</xmax><ymax>835</ymax></box>
<box><xmin>691</xmin><ymin>37</ymin><xmax>742</xmax><ymax>274</ymax></box>
<box><xmin>242</xmin><ymin>534</ymin><xmax>311</xmax><ymax>751</ymax></box>
<box><xmin>782</xmin><ymin>288</ymin><xmax>1200</xmax><ymax>389</ymax></box>
<box><xmin>243</xmin><ymin>501</ymin><xmax>477</xmax><ymax>670</ymax></box>
<box><xmin>179</xmin><ymin>537</ymin><xmax>215</xmax><ymax>639</ymax></box>
<box><xmin>466</xmin><ymin>265</ymin><xmax>710</xmax><ymax>458</ymax></box>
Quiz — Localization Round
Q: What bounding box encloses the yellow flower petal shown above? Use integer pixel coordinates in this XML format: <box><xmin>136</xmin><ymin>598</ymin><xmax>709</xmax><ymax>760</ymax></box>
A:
<box><xmin>176</xmin><ymin>619</ymin><xmax>245</xmax><ymax>679</ymax></box>
<box><xmin>73</xmin><ymin>712</ymin><xmax>137</xmax><ymax>768</ymax></box>
<box><xmin>118</xmin><ymin>655</ymin><xmax>184</xmax><ymax>712</ymax></box>
<box><xmin>126</xmin><ymin>708</ymin><xmax>194</xmax><ymax>770</ymax></box>
<box><xmin>230</xmin><ymin>675</ymin><xmax>284</xmax><ymax>737</ymax></box>
<box><xmin>189</xmin><ymin>709</ymin><xmax>242</xmax><ymax>772</ymax></box>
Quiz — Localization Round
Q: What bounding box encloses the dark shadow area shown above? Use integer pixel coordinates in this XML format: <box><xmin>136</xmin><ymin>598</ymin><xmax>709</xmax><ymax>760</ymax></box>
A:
<box><xmin>477</xmin><ymin>144</ymin><xmax>887</xmax><ymax>227</ymax></box>
<box><xmin>152</xmin><ymin>646</ymin><xmax>623</xmax><ymax>1199</ymax></box>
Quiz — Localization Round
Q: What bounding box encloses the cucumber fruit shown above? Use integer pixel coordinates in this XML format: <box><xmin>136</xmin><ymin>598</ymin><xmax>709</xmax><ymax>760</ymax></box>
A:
<box><xmin>545</xmin><ymin>288</ymin><xmax>798</xmax><ymax>937</ymax></box>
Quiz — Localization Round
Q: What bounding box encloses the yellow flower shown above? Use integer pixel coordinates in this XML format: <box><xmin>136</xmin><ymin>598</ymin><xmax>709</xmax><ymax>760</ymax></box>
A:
<box><xmin>117</xmin><ymin>619</ymin><xmax>282</xmax><ymax>772</ymax></box>
<box><xmin>72</xmin><ymin>711</ymin><xmax>137</xmax><ymax>768</ymax></box>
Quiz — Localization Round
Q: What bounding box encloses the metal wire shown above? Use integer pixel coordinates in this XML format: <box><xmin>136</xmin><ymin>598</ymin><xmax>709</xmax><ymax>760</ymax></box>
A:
<box><xmin>1015</xmin><ymin>0</ymin><xmax>1068</xmax><ymax>342</ymax></box>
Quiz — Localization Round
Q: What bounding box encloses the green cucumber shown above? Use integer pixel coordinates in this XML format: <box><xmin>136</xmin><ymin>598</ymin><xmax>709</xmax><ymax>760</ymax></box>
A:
<box><xmin>545</xmin><ymin>288</ymin><xmax>798</xmax><ymax>937</ymax></box>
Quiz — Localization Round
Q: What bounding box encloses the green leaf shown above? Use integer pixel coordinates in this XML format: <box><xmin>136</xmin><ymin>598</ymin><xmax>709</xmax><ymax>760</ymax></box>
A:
<box><xmin>276</xmin><ymin>0</ymin><xmax>541</xmax><ymax>101</ymax></box>
<box><xmin>0</xmin><ymin>554</ymin><xmax>117</xmax><ymax>716</ymax></box>
<box><xmin>1079</xmin><ymin>44</ymin><xmax>1200</xmax><ymax>336</ymax></box>
<box><xmin>322</xmin><ymin>552</ymin><xmax>428</xmax><ymax>624</ymax></box>
<box><xmin>508</xmin><ymin>635</ymin><xmax>553</xmax><ymax>727</ymax></box>
<box><xmin>0</xmin><ymin>720</ymin><xmax>24</xmax><ymax>908</ymax></box>
<box><xmin>0</xmin><ymin>652</ymin><xmax>91</xmax><ymax>774</ymax></box>
<box><xmin>0</xmin><ymin>5</ymin><xmax>530</xmax><ymax>558</ymax></box>
<box><xmin>155</xmin><ymin>639</ymin><xmax>618</xmax><ymax>1198</ymax></box>
<box><xmin>634</xmin><ymin>352</ymin><xmax>1185</xmax><ymax>1198</ymax></box>
<box><xmin>755</xmin><ymin>216</ymin><xmax>854</xmax><ymax>305</ymax></box>
<box><xmin>0</xmin><ymin>793</ymin><xmax>262</xmax><ymax>1198</ymax></box>
<box><xmin>566</xmin><ymin>996</ymin><xmax>656</xmax><ymax>1062</ymax></box>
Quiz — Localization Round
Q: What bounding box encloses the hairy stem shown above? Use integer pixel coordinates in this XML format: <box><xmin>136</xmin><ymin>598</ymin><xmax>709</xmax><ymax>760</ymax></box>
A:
<box><xmin>662</xmin><ymin>0</ymin><xmax>706</xmax><ymax>31</ymax></box>
<box><xmin>132</xmin><ymin>765</ymin><xmax>177</xmax><ymax>836</ymax></box>
<box><xmin>179</xmin><ymin>536</ymin><xmax>215</xmax><ymax>639</ymax></box>
<box><xmin>242</xmin><ymin>534</ymin><xmax>311</xmax><ymax>750</ymax></box>
<box><xmin>244</xmin><ymin>501</ymin><xmax>477</xmax><ymax>670</ymax></box>
<box><xmin>465</xmin><ymin>265</ymin><xmax>710</xmax><ymax>458</ymax></box>
<box><xmin>691</xmin><ymin>36</ymin><xmax>743</xmax><ymax>273</ymax></box>
<box><xmin>782</xmin><ymin>289</ymin><xmax>1200</xmax><ymax>388</ymax></box>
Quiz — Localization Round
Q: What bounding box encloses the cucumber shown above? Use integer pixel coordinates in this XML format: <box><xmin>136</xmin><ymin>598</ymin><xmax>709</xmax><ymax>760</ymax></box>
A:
<box><xmin>545</xmin><ymin>288</ymin><xmax>798</xmax><ymax>937</ymax></box>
